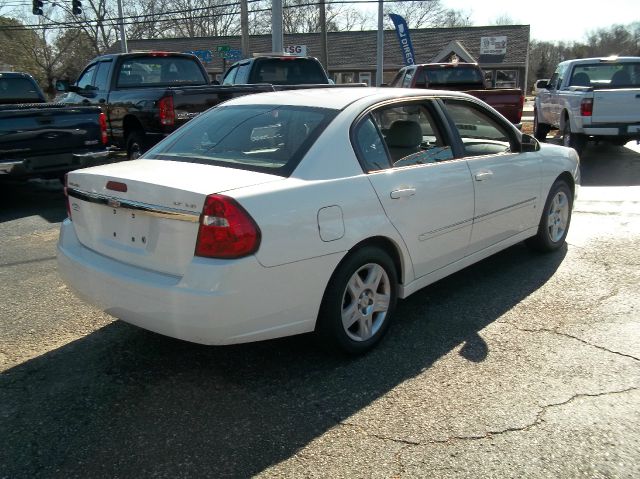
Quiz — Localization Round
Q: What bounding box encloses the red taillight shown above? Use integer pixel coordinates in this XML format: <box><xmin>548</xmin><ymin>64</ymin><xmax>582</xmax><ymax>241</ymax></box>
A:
<box><xmin>158</xmin><ymin>96</ymin><xmax>175</xmax><ymax>126</ymax></box>
<box><xmin>64</xmin><ymin>173</ymin><xmax>72</xmax><ymax>220</ymax></box>
<box><xmin>580</xmin><ymin>98</ymin><xmax>593</xmax><ymax>116</ymax></box>
<box><xmin>98</xmin><ymin>112</ymin><xmax>108</xmax><ymax>145</ymax></box>
<box><xmin>195</xmin><ymin>194</ymin><xmax>261</xmax><ymax>259</ymax></box>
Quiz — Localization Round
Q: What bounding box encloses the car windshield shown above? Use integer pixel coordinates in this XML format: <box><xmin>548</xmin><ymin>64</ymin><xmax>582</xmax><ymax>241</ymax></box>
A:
<box><xmin>145</xmin><ymin>104</ymin><xmax>337</xmax><ymax>176</ymax></box>
<box><xmin>117</xmin><ymin>56</ymin><xmax>208</xmax><ymax>87</ymax></box>
<box><xmin>0</xmin><ymin>77</ymin><xmax>43</xmax><ymax>103</ymax></box>
<box><xmin>570</xmin><ymin>62</ymin><xmax>640</xmax><ymax>88</ymax></box>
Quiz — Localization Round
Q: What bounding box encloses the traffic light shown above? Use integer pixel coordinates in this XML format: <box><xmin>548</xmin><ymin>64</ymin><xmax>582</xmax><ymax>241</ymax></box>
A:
<box><xmin>72</xmin><ymin>0</ymin><xmax>82</xmax><ymax>15</ymax></box>
<box><xmin>32</xmin><ymin>0</ymin><xmax>43</xmax><ymax>15</ymax></box>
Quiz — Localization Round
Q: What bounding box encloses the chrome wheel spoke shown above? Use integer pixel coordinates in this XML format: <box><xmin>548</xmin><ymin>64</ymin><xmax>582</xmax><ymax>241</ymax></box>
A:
<box><xmin>359</xmin><ymin>316</ymin><xmax>373</xmax><ymax>340</ymax></box>
<box><xmin>373</xmin><ymin>293</ymin><xmax>390</xmax><ymax>313</ymax></box>
<box><xmin>342</xmin><ymin>303</ymin><xmax>360</xmax><ymax>330</ymax></box>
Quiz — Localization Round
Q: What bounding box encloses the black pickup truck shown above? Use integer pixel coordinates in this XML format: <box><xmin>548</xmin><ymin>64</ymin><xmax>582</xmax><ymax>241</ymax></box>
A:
<box><xmin>56</xmin><ymin>52</ymin><xmax>337</xmax><ymax>160</ymax></box>
<box><xmin>0</xmin><ymin>72</ymin><xmax>109</xmax><ymax>180</ymax></box>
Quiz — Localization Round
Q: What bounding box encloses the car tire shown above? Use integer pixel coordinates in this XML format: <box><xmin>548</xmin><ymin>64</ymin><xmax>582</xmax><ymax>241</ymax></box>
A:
<box><xmin>526</xmin><ymin>180</ymin><xmax>573</xmax><ymax>252</ymax></box>
<box><xmin>126</xmin><ymin>131</ymin><xmax>146</xmax><ymax>161</ymax></box>
<box><xmin>316</xmin><ymin>246</ymin><xmax>398</xmax><ymax>355</ymax></box>
<box><xmin>533</xmin><ymin>110</ymin><xmax>551</xmax><ymax>141</ymax></box>
<box><xmin>561</xmin><ymin>121</ymin><xmax>586</xmax><ymax>155</ymax></box>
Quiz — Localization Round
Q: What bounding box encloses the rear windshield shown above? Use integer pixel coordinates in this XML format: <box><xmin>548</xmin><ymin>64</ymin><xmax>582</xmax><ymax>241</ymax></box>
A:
<box><xmin>420</xmin><ymin>65</ymin><xmax>484</xmax><ymax>86</ymax></box>
<box><xmin>145</xmin><ymin>104</ymin><xmax>337</xmax><ymax>176</ymax></box>
<box><xmin>249</xmin><ymin>58</ymin><xmax>328</xmax><ymax>85</ymax></box>
<box><xmin>0</xmin><ymin>77</ymin><xmax>44</xmax><ymax>103</ymax></box>
<box><xmin>569</xmin><ymin>62</ymin><xmax>640</xmax><ymax>88</ymax></box>
<box><xmin>117</xmin><ymin>56</ymin><xmax>208</xmax><ymax>87</ymax></box>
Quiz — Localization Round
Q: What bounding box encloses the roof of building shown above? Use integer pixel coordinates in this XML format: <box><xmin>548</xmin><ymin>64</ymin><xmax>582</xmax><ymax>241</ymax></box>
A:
<box><xmin>110</xmin><ymin>24</ymin><xmax>530</xmax><ymax>71</ymax></box>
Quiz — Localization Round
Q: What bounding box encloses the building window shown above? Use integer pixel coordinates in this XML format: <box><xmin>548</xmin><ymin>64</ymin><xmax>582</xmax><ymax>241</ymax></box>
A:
<box><xmin>483</xmin><ymin>70</ymin><xmax>494</xmax><ymax>87</ymax></box>
<box><xmin>496</xmin><ymin>70</ymin><xmax>518</xmax><ymax>88</ymax></box>
<box><xmin>359</xmin><ymin>72</ymin><xmax>372</xmax><ymax>86</ymax></box>
<box><xmin>334</xmin><ymin>72</ymin><xmax>355</xmax><ymax>84</ymax></box>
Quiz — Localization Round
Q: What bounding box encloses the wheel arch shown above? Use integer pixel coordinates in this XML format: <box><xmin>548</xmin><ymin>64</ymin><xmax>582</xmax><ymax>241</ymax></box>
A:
<box><xmin>555</xmin><ymin>171</ymin><xmax>575</xmax><ymax>198</ymax></box>
<box><xmin>123</xmin><ymin>115</ymin><xmax>144</xmax><ymax>141</ymax></box>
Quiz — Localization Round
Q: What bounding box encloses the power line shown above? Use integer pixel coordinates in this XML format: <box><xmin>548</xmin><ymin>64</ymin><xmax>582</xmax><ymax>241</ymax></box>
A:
<box><xmin>0</xmin><ymin>0</ymin><xmax>414</xmax><ymax>32</ymax></box>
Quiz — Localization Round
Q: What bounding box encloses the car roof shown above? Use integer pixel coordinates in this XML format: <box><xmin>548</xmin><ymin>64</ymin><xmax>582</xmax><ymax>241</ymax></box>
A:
<box><xmin>0</xmin><ymin>72</ymin><xmax>35</xmax><ymax>79</ymax></box>
<box><xmin>224</xmin><ymin>87</ymin><xmax>474</xmax><ymax>110</ymax></box>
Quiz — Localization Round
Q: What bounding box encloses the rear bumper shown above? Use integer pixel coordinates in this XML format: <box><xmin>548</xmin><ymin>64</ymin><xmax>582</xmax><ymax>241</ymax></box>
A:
<box><xmin>0</xmin><ymin>149</ymin><xmax>111</xmax><ymax>178</ymax></box>
<box><xmin>57</xmin><ymin>220</ymin><xmax>333</xmax><ymax>345</ymax></box>
<box><xmin>581</xmin><ymin>122</ymin><xmax>640</xmax><ymax>139</ymax></box>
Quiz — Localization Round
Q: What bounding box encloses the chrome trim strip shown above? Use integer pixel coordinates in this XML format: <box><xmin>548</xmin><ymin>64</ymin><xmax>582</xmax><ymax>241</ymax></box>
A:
<box><xmin>418</xmin><ymin>197</ymin><xmax>537</xmax><ymax>241</ymax></box>
<box><xmin>419</xmin><ymin>218</ymin><xmax>473</xmax><ymax>242</ymax></box>
<box><xmin>473</xmin><ymin>197</ymin><xmax>537</xmax><ymax>224</ymax></box>
<box><xmin>67</xmin><ymin>188</ymin><xmax>200</xmax><ymax>223</ymax></box>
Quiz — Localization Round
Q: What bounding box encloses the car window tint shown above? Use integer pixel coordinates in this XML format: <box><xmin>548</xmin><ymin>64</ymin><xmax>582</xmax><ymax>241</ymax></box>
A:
<box><xmin>222</xmin><ymin>66</ymin><xmax>238</xmax><ymax>85</ymax></box>
<box><xmin>249</xmin><ymin>58</ymin><xmax>327</xmax><ymax>85</ymax></box>
<box><xmin>353</xmin><ymin>116</ymin><xmax>390</xmax><ymax>172</ymax></box>
<box><xmin>0</xmin><ymin>77</ymin><xmax>43</xmax><ymax>102</ymax></box>
<box><xmin>370</xmin><ymin>103</ymin><xmax>454</xmax><ymax>167</ymax></box>
<box><xmin>146</xmin><ymin>105</ymin><xmax>337</xmax><ymax>176</ymax></box>
<box><xmin>442</xmin><ymin>100</ymin><xmax>514</xmax><ymax>157</ymax></box>
<box><xmin>94</xmin><ymin>61</ymin><xmax>111</xmax><ymax>91</ymax></box>
<box><xmin>401</xmin><ymin>69</ymin><xmax>414</xmax><ymax>87</ymax></box>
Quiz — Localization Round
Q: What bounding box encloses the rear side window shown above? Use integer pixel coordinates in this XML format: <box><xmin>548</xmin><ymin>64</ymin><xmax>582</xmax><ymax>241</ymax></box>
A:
<box><xmin>117</xmin><ymin>56</ymin><xmax>207</xmax><ymax>87</ymax></box>
<box><xmin>146</xmin><ymin>105</ymin><xmax>337</xmax><ymax>176</ymax></box>
<box><xmin>0</xmin><ymin>77</ymin><xmax>43</xmax><ymax>103</ymax></box>
<box><xmin>248</xmin><ymin>58</ymin><xmax>327</xmax><ymax>85</ymax></box>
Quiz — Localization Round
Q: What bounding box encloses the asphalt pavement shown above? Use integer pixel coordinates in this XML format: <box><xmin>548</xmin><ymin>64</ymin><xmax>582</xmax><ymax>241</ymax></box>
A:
<box><xmin>1</xmin><ymin>141</ymin><xmax>639</xmax><ymax>478</ymax></box>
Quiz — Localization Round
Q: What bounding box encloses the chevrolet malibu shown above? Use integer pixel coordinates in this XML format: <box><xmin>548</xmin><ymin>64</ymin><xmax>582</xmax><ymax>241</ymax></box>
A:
<box><xmin>58</xmin><ymin>88</ymin><xmax>580</xmax><ymax>354</ymax></box>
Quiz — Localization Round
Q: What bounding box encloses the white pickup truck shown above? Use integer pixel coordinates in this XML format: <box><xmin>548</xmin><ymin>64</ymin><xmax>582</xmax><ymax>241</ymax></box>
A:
<box><xmin>534</xmin><ymin>56</ymin><xmax>640</xmax><ymax>153</ymax></box>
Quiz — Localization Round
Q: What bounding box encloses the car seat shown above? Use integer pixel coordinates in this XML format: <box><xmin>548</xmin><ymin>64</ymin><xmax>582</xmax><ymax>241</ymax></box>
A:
<box><xmin>570</xmin><ymin>72</ymin><xmax>591</xmax><ymax>87</ymax></box>
<box><xmin>385</xmin><ymin>120</ymin><xmax>422</xmax><ymax>163</ymax></box>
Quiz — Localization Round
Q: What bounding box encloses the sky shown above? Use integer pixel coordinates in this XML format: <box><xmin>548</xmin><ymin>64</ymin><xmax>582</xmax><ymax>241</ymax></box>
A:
<box><xmin>440</xmin><ymin>0</ymin><xmax>639</xmax><ymax>42</ymax></box>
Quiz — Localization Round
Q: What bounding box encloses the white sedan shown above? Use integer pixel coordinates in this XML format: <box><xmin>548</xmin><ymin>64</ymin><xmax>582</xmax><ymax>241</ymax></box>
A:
<box><xmin>58</xmin><ymin>88</ymin><xmax>580</xmax><ymax>354</ymax></box>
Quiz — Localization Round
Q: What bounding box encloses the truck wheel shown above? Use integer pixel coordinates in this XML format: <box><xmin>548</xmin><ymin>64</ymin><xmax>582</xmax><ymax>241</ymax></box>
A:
<box><xmin>126</xmin><ymin>131</ymin><xmax>146</xmax><ymax>161</ymax></box>
<box><xmin>533</xmin><ymin>110</ymin><xmax>551</xmax><ymax>141</ymax></box>
<box><xmin>562</xmin><ymin>121</ymin><xmax>586</xmax><ymax>155</ymax></box>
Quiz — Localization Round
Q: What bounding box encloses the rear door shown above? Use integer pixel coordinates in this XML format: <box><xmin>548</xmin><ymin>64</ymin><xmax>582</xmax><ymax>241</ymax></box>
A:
<box><xmin>353</xmin><ymin>99</ymin><xmax>475</xmax><ymax>279</ymax></box>
<box><xmin>440</xmin><ymin>98</ymin><xmax>541</xmax><ymax>252</ymax></box>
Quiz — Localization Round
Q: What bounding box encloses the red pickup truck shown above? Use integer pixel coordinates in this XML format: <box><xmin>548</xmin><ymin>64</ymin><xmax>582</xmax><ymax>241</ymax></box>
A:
<box><xmin>388</xmin><ymin>63</ymin><xmax>525</xmax><ymax>125</ymax></box>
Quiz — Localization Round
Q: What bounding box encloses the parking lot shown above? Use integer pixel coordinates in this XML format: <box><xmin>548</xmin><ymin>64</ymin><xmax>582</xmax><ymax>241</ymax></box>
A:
<box><xmin>1</xmin><ymin>140</ymin><xmax>639</xmax><ymax>478</ymax></box>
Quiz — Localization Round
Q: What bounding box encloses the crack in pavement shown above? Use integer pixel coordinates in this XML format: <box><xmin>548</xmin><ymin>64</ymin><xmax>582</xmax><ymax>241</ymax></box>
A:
<box><xmin>336</xmin><ymin>387</ymin><xmax>638</xmax><ymax>451</ymax></box>
<box><xmin>503</xmin><ymin>322</ymin><xmax>640</xmax><ymax>363</ymax></box>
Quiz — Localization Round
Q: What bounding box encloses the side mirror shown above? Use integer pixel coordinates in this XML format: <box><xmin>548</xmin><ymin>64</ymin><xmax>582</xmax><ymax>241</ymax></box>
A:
<box><xmin>55</xmin><ymin>80</ymin><xmax>70</xmax><ymax>92</ymax></box>
<box><xmin>521</xmin><ymin>133</ymin><xmax>540</xmax><ymax>152</ymax></box>
<box><xmin>538</xmin><ymin>80</ymin><xmax>549</xmax><ymax>89</ymax></box>
<box><xmin>212</xmin><ymin>80</ymin><xmax>220</xmax><ymax>85</ymax></box>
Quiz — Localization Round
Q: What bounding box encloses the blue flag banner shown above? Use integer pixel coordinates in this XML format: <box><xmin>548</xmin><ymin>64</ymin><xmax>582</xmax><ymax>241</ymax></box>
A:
<box><xmin>389</xmin><ymin>13</ymin><xmax>416</xmax><ymax>66</ymax></box>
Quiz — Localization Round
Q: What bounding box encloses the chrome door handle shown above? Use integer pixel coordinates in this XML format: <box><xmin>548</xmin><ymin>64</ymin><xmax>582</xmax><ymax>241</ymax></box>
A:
<box><xmin>390</xmin><ymin>188</ymin><xmax>416</xmax><ymax>199</ymax></box>
<box><xmin>474</xmin><ymin>170</ymin><xmax>493</xmax><ymax>181</ymax></box>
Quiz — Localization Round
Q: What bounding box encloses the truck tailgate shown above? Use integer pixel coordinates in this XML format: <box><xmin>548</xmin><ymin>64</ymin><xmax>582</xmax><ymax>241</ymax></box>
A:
<box><xmin>171</xmin><ymin>84</ymin><xmax>275</xmax><ymax>127</ymax></box>
<box><xmin>0</xmin><ymin>104</ymin><xmax>103</xmax><ymax>157</ymax></box>
<box><xmin>466</xmin><ymin>89</ymin><xmax>524</xmax><ymax>124</ymax></box>
<box><xmin>592</xmin><ymin>89</ymin><xmax>640</xmax><ymax>124</ymax></box>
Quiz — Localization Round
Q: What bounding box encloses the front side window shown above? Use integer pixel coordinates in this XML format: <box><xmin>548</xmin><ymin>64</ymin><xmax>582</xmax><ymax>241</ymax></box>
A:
<box><xmin>401</xmin><ymin>69</ymin><xmax>414</xmax><ymax>87</ymax></box>
<box><xmin>77</xmin><ymin>64</ymin><xmax>96</xmax><ymax>90</ymax></box>
<box><xmin>442</xmin><ymin>100</ymin><xmax>514</xmax><ymax>157</ymax></box>
<box><xmin>222</xmin><ymin>66</ymin><xmax>238</xmax><ymax>85</ymax></box>
<box><xmin>145</xmin><ymin>105</ymin><xmax>337</xmax><ymax>176</ymax></box>
<box><xmin>93</xmin><ymin>61</ymin><xmax>111</xmax><ymax>91</ymax></box>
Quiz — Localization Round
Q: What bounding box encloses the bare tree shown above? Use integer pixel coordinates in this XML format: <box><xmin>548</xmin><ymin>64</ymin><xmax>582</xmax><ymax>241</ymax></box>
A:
<box><xmin>384</xmin><ymin>0</ymin><xmax>472</xmax><ymax>29</ymax></box>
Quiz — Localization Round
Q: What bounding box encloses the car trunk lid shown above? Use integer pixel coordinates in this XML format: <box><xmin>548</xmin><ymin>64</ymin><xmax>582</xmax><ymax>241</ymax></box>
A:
<box><xmin>66</xmin><ymin>159</ymin><xmax>281</xmax><ymax>276</ymax></box>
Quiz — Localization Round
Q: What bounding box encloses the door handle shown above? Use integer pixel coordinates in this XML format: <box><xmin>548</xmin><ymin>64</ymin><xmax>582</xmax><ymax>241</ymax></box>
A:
<box><xmin>474</xmin><ymin>170</ymin><xmax>493</xmax><ymax>181</ymax></box>
<box><xmin>390</xmin><ymin>188</ymin><xmax>416</xmax><ymax>199</ymax></box>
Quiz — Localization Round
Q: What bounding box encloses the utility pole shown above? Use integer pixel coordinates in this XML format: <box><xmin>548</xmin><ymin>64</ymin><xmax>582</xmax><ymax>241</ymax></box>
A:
<box><xmin>375</xmin><ymin>0</ymin><xmax>383</xmax><ymax>85</ymax></box>
<box><xmin>116</xmin><ymin>0</ymin><xmax>128</xmax><ymax>53</ymax></box>
<box><xmin>272</xmin><ymin>0</ymin><xmax>283</xmax><ymax>53</ymax></box>
<box><xmin>319</xmin><ymin>0</ymin><xmax>328</xmax><ymax>71</ymax></box>
<box><xmin>240</xmin><ymin>0</ymin><xmax>249</xmax><ymax>58</ymax></box>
